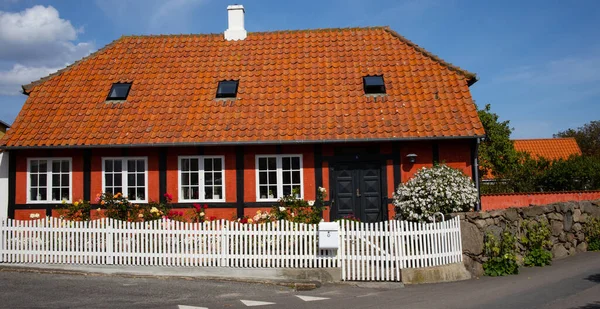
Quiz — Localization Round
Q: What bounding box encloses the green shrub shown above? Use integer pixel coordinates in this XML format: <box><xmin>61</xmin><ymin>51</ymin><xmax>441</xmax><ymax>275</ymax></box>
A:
<box><xmin>483</xmin><ymin>231</ymin><xmax>519</xmax><ymax>276</ymax></box>
<box><xmin>585</xmin><ymin>218</ymin><xmax>600</xmax><ymax>251</ymax></box>
<box><xmin>520</xmin><ymin>220</ymin><xmax>552</xmax><ymax>267</ymax></box>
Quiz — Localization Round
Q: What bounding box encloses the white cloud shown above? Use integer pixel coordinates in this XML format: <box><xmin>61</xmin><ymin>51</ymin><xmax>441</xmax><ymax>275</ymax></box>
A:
<box><xmin>0</xmin><ymin>64</ymin><xmax>59</xmax><ymax>95</ymax></box>
<box><xmin>0</xmin><ymin>5</ymin><xmax>95</xmax><ymax>95</ymax></box>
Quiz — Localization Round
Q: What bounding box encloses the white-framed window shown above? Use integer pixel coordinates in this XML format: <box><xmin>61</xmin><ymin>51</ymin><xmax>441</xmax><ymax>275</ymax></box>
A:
<box><xmin>102</xmin><ymin>157</ymin><xmax>148</xmax><ymax>202</ymax></box>
<box><xmin>27</xmin><ymin>158</ymin><xmax>72</xmax><ymax>203</ymax></box>
<box><xmin>178</xmin><ymin>156</ymin><xmax>225</xmax><ymax>202</ymax></box>
<box><xmin>255</xmin><ymin>155</ymin><xmax>303</xmax><ymax>202</ymax></box>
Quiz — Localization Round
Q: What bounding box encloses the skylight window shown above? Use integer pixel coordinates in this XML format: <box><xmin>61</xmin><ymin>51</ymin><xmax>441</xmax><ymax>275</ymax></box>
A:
<box><xmin>363</xmin><ymin>75</ymin><xmax>386</xmax><ymax>94</ymax></box>
<box><xmin>216</xmin><ymin>80</ymin><xmax>239</xmax><ymax>98</ymax></box>
<box><xmin>107</xmin><ymin>83</ymin><xmax>132</xmax><ymax>100</ymax></box>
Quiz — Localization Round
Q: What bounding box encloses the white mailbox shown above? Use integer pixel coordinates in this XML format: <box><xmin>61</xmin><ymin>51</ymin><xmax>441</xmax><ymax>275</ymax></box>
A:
<box><xmin>318</xmin><ymin>222</ymin><xmax>340</xmax><ymax>250</ymax></box>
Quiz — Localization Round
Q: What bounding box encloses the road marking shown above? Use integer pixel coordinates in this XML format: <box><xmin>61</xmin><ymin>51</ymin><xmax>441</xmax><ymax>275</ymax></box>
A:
<box><xmin>178</xmin><ymin>306</ymin><xmax>208</xmax><ymax>309</ymax></box>
<box><xmin>240</xmin><ymin>300</ymin><xmax>276</xmax><ymax>306</ymax></box>
<box><xmin>296</xmin><ymin>295</ymin><xmax>330</xmax><ymax>302</ymax></box>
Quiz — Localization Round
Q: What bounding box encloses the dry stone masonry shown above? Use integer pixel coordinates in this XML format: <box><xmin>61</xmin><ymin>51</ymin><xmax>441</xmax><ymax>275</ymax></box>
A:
<box><xmin>458</xmin><ymin>200</ymin><xmax>600</xmax><ymax>276</ymax></box>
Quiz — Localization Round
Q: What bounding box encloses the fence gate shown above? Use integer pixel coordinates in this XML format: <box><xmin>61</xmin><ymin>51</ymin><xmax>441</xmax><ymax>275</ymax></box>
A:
<box><xmin>338</xmin><ymin>217</ymin><xmax>463</xmax><ymax>281</ymax></box>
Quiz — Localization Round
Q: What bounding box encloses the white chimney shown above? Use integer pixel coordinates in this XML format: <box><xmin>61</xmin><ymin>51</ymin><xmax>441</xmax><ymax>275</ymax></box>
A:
<box><xmin>224</xmin><ymin>4</ymin><xmax>247</xmax><ymax>41</ymax></box>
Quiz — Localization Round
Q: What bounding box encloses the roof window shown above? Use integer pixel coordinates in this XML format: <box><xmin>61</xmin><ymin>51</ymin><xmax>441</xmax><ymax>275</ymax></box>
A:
<box><xmin>107</xmin><ymin>83</ymin><xmax>132</xmax><ymax>100</ymax></box>
<box><xmin>363</xmin><ymin>75</ymin><xmax>386</xmax><ymax>94</ymax></box>
<box><xmin>216</xmin><ymin>80</ymin><xmax>239</xmax><ymax>98</ymax></box>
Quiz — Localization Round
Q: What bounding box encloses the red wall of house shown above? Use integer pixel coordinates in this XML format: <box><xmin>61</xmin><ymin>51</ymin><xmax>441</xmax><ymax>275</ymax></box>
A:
<box><xmin>439</xmin><ymin>140</ymin><xmax>473</xmax><ymax>177</ymax></box>
<box><xmin>481</xmin><ymin>191</ymin><xmax>600</xmax><ymax>210</ymax></box>
<box><xmin>12</xmin><ymin>139</ymin><xmax>475</xmax><ymax>222</ymax></box>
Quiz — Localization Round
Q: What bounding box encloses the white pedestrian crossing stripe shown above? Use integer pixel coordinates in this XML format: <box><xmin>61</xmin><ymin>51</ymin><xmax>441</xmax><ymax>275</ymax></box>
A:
<box><xmin>178</xmin><ymin>306</ymin><xmax>208</xmax><ymax>309</ymax></box>
<box><xmin>240</xmin><ymin>299</ymin><xmax>276</xmax><ymax>306</ymax></box>
<box><xmin>296</xmin><ymin>295</ymin><xmax>330</xmax><ymax>302</ymax></box>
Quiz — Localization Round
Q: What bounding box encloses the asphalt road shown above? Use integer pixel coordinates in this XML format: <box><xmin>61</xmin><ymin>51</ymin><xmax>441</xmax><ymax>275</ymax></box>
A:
<box><xmin>1</xmin><ymin>252</ymin><xmax>599</xmax><ymax>309</ymax></box>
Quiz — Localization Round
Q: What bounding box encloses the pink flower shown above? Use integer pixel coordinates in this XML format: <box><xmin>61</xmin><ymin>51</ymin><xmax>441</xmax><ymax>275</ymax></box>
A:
<box><xmin>203</xmin><ymin>204</ymin><xmax>208</xmax><ymax>209</ymax></box>
<box><xmin>193</xmin><ymin>204</ymin><xmax>202</xmax><ymax>212</ymax></box>
<box><xmin>164</xmin><ymin>193</ymin><xmax>173</xmax><ymax>201</ymax></box>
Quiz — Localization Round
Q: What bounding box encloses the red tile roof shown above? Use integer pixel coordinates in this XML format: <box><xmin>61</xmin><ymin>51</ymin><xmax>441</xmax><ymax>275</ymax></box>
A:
<box><xmin>514</xmin><ymin>138</ymin><xmax>582</xmax><ymax>160</ymax></box>
<box><xmin>0</xmin><ymin>27</ymin><xmax>484</xmax><ymax>148</ymax></box>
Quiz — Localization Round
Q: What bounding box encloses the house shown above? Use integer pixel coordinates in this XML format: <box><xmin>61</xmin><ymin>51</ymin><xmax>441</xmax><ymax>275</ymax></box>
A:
<box><xmin>0</xmin><ymin>5</ymin><xmax>484</xmax><ymax>222</ymax></box>
<box><xmin>482</xmin><ymin>137</ymin><xmax>583</xmax><ymax>182</ymax></box>
<box><xmin>0</xmin><ymin>120</ymin><xmax>9</xmax><ymax>139</ymax></box>
<box><xmin>513</xmin><ymin>138</ymin><xmax>582</xmax><ymax>160</ymax></box>
<box><xmin>0</xmin><ymin>120</ymin><xmax>9</xmax><ymax>217</ymax></box>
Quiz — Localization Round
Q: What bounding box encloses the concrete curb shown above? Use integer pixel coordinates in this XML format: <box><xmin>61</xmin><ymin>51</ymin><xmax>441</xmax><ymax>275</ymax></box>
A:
<box><xmin>0</xmin><ymin>264</ymin><xmax>342</xmax><ymax>290</ymax></box>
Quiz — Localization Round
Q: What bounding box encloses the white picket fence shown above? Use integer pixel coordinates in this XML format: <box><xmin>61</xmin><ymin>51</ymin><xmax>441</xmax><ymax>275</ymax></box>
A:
<box><xmin>0</xmin><ymin>216</ymin><xmax>462</xmax><ymax>282</ymax></box>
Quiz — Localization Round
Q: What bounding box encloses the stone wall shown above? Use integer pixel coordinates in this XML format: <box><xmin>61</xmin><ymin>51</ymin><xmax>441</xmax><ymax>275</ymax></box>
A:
<box><xmin>459</xmin><ymin>200</ymin><xmax>600</xmax><ymax>277</ymax></box>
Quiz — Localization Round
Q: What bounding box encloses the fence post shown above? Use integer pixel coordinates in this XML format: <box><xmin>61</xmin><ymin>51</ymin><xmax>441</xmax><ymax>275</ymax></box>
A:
<box><xmin>220</xmin><ymin>220</ymin><xmax>228</xmax><ymax>267</ymax></box>
<box><xmin>106</xmin><ymin>218</ymin><xmax>114</xmax><ymax>265</ymax></box>
<box><xmin>0</xmin><ymin>218</ymin><xmax>5</xmax><ymax>263</ymax></box>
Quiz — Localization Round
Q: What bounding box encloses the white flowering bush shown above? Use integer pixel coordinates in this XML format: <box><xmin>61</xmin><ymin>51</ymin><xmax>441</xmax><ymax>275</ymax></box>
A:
<box><xmin>393</xmin><ymin>164</ymin><xmax>478</xmax><ymax>222</ymax></box>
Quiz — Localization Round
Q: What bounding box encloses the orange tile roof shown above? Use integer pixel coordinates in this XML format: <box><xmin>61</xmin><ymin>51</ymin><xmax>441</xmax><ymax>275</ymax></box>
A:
<box><xmin>0</xmin><ymin>27</ymin><xmax>484</xmax><ymax>148</ymax></box>
<box><xmin>514</xmin><ymin>138</ymin><xmax>582</xmax><ymax>160</ymax></box>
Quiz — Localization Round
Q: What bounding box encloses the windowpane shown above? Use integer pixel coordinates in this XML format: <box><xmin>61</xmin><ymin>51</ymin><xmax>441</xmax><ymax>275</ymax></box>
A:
<box><xmin>292</xmin><ymin>157</ymin><xmax>300</xmax><ymax>169</ymax></box>
<box><xmin>214</xmin><ymin>172</ymin><xmax>222</xmax><ymax>185</ymax></box>
<box><xmin>137</xmin><ymin>174</ymin><xmax>144</xmax><ymax>186</ymax></box>
<box><xmin>52</xmin><ymin>161</ymin><xmax>61</xmax><ymax>173</ymax></box>
<box><xmin>128</xmin><ymin>188</ymin><xmax>135</xmax><ymax>199</ymax></box>
<box><xmin>204</xmin><ymin>158</ymin><xmax>213</xmax><ymax>172</ymax></box>
<box><xmin>108</xmin><ymin>83</ymin><xmax>131</xmax><ymax>100</ymax></box>
<box><xmin>191</xmin><ymin>187</ymin><xmax>199</xmax><ymax>199</ymax></box>
<box><xmin>214</xmin><ymin>187</ymin><xmax>222</xmax><ymax>199</ymax></box>
<box><xmin>216</xmin><ymin>80</ymin><xmax>238</xmax><ymax>98</ymax></box>
<box><xmin>61</xmin><ymin>188</ymin><xmax>69</xmax><ymax>200</ymax></box>
<box><xmin>30</xmin><ymin>188</ymin><xmax>37</xmax><ymax>201</ymax></box>
<box><xmin>269</xmin><ymin>186</ymin><xmax>277</xmax><ymax>198</ymax></box>
<box><xmin>39</xmin><ymin>174</ymin><xmax>47</xmax><ymax>185</ymax></box>
<box><xmin>182</xmin><ymin>173</ymin><xmax>190</xmax><ymax>185</ymax></box>
<box><xmin>259</xmin><ymin>172</ymin><xmax>267</xmax><ymax>185</ymax></box>
<box><xmin>205</xmin><ymin>187</ymin><xmax>213</xmax><ymax>199</ymax></box>
<box><xmin>282</xmin><ymin>171</ymin><xmax>290</xmax><ymax>184</ymax></box>
<box><xmin>190</xmin><ymin>173</ymin><xmax>199</xmax><ymax>186</ymax></box>
<box><xmin>61</xmin><ymin>174</ymin><xmax>69</xmax><ymax>186</ymax></box>
<box><xmin>363</xmin><ymin>75</ymin><xmax>386</xmax><ymax>94</ymax></box>
<box><xmin>268</xmin><ymin>158</ymin><xmax>276</xmax><ymax>170</ymax></box>
<box><xmin>52</xmin><ymin>174</ymin><xmax>59</xmax><ymax>186</ymax></box>
<box><xmin>105</xmin><ymin>160</ymin><xmax>113</xmax><ymax>172</ymax></box>
<box><xmin>136</xmin><ymin>188</ymin><xmax>145</xmax><ymax>200</ymax></box>
<box><xmin>39</xmin><ymin>161</ymin><xmax>47</xmax><ymax>173</ymax></box>
<box><xmin>30</xmin><ymin>161</ymin><xmax>39</xmax><ymax>173</ymax></box>
<box><xmin>259</xmin><ymin>186</ymin><xmax>268</xmax><ymax>199</ymax></box>
<box><xmin>268</xmin><ymin>172</ymin><xmax>277</xmax><ymax>183</ymax></box>
<box><xmin>282</xmin><ymin>157</ymin><xmax>290</xmax><ymax>170</ymax></box>
<box><xmin>114</xmin><ymin>175</ymin><xmax>122</xmax><ymax>187</ymax></box>
<box><xmin>137</xmin><ymin>160</ymin><xmax>144</xmax><ymax>172</ymax></box>
<box><xmin>214</xmin><ymin>158</ymin><xmax>222</xmax><ymax>170</ymax></box>
<box><xmin>61</xmin><ymin>161</ymin><xmax>69</xmax><ymax>173</ymax></box>
<box><xmin>39</xmin><ymin>190</ymin><xmax>47</xmax><ymax>201</ymax></box>
<box><xmin>283</xmin><ymin>185</ymin><xmax>291</xmax><ymax>196</ymax></box>
<box><xmin>181</xmin><ymin>159</ymin><xmax>190</xmax><ymax>172</ymax></box>
<box><xmin>259</xmin><ymin>158</ymin><xmax>267</xmax><ymax>170</ymax></box>
<box><xmin>31</xmin><ymin>174</ymin><xmax>38</xmax><ymax>186</ymax></box>
<box><xmin>114</xmin><ymin>160</ymin><xmax>122</xmax><ymax>172</ymax></box>
<box><xmin>292</xmin><ymin>171</ymin><xmax>301</xmax><ymax>183</ymax></box>
<box><xmin>128</xmin><ymin>160</ymin><xmax>136</xmax><ymax>172</ymax></box>
<box><xmin>128</xmin><ymin>174</ymin><xmax>135</xmax><ymax>185</ymax></box>
<box><xmin>191</xmin><ymin>159</ymin><xmax>199</xmax><ymax>171</ymax></box>
<box><xmin>182</xmin><ymin>187</ymin><xmax>190</xmax><ymax>200</ymax></box>
<box><xmin>205</xmin><ymin>173</ymin><xmax>213</xmax><ymax>186</ymax></box>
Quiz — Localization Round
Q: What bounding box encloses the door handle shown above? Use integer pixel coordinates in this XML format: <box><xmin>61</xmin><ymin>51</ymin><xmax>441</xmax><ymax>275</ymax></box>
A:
<box><xmin>356</xmin><ymin>188</ymin><xmax>361</xmax><ymax>197</ymax></box>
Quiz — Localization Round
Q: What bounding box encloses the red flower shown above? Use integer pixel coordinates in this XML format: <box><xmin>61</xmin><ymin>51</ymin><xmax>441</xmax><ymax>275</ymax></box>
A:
<box><xmin>240</xmin><ymin>218</ymin><xmax>248</xmax><ymax>224</ymax></box>
<box><xmin>210</xmin><ymin>216</ymin><xmax>217</xmax><ymax>221</ymax></box>
<box><xmin>178</xmin><ymin>211</ymin><xmax>184</xmax><ymax>217</ymax></box>
<box><xmin>193</xmin><ymin>204</ymin><xmax>202</xmax><ymax>212</ymax></box>
<box><xmin>164</xmin><ymin>193</ymin><xmax>173</xmax><ymax>201</ymax></box>
<box><xmin>203</xmin><ymin>204</ymin><xmax>208</xmax><ymax>209</ymax></box>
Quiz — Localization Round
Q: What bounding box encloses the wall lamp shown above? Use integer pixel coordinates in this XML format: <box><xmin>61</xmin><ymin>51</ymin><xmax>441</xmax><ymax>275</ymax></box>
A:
<box><xmin>406</xmin><ymin>153</ymin><xmax>418</xmax><ymax>163</ymax></box>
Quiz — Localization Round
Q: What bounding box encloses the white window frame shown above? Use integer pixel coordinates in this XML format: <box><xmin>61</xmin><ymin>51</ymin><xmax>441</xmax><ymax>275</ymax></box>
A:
<box><xmin>102</xmin><ymin>157</ymin><xmax>148</xmax><ymax>203</ymax></box>
<box><xmin>178</xmin><ymin>155</ymin><xmax>226</xmax><ymax>203</ymax></box>
<box><xmin>255</xmin><ymin>154</ymin><xmax>304</xmax><ymax>202</ymax></box>
<box><xmin>26</xmin><ymin>158</ymin><xmax>72</xmax><ymax>204</ymax></box>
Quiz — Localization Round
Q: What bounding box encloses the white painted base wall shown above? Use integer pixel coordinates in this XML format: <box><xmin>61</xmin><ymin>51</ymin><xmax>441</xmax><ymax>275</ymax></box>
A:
<box><xmin>0</xmin><ymin>152</ymin><xmax>8</xmax><ymax>218</ymax></box>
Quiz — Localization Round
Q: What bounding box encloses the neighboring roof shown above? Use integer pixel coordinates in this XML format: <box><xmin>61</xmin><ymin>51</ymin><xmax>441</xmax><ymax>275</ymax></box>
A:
<box><xmin>514</xmin><ymin>138</ymin><xmax>582</xmax><ymax>160</ymax></box>
<box><xmin>1</xmin><ymin>27</ymin><xmax>484</xmax><ymax>149</ymax></box>
<box><xmin>0</xmin><ymin>120</ymin><xmax>10</xmax><ymax>128</ymax></box>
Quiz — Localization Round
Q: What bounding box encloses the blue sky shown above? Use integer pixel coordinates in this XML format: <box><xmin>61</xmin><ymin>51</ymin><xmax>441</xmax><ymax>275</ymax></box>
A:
<box><xmin>0</xmin><ymin>0</ymin><xmax>598</xmax><ymax>138</ymax></box>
